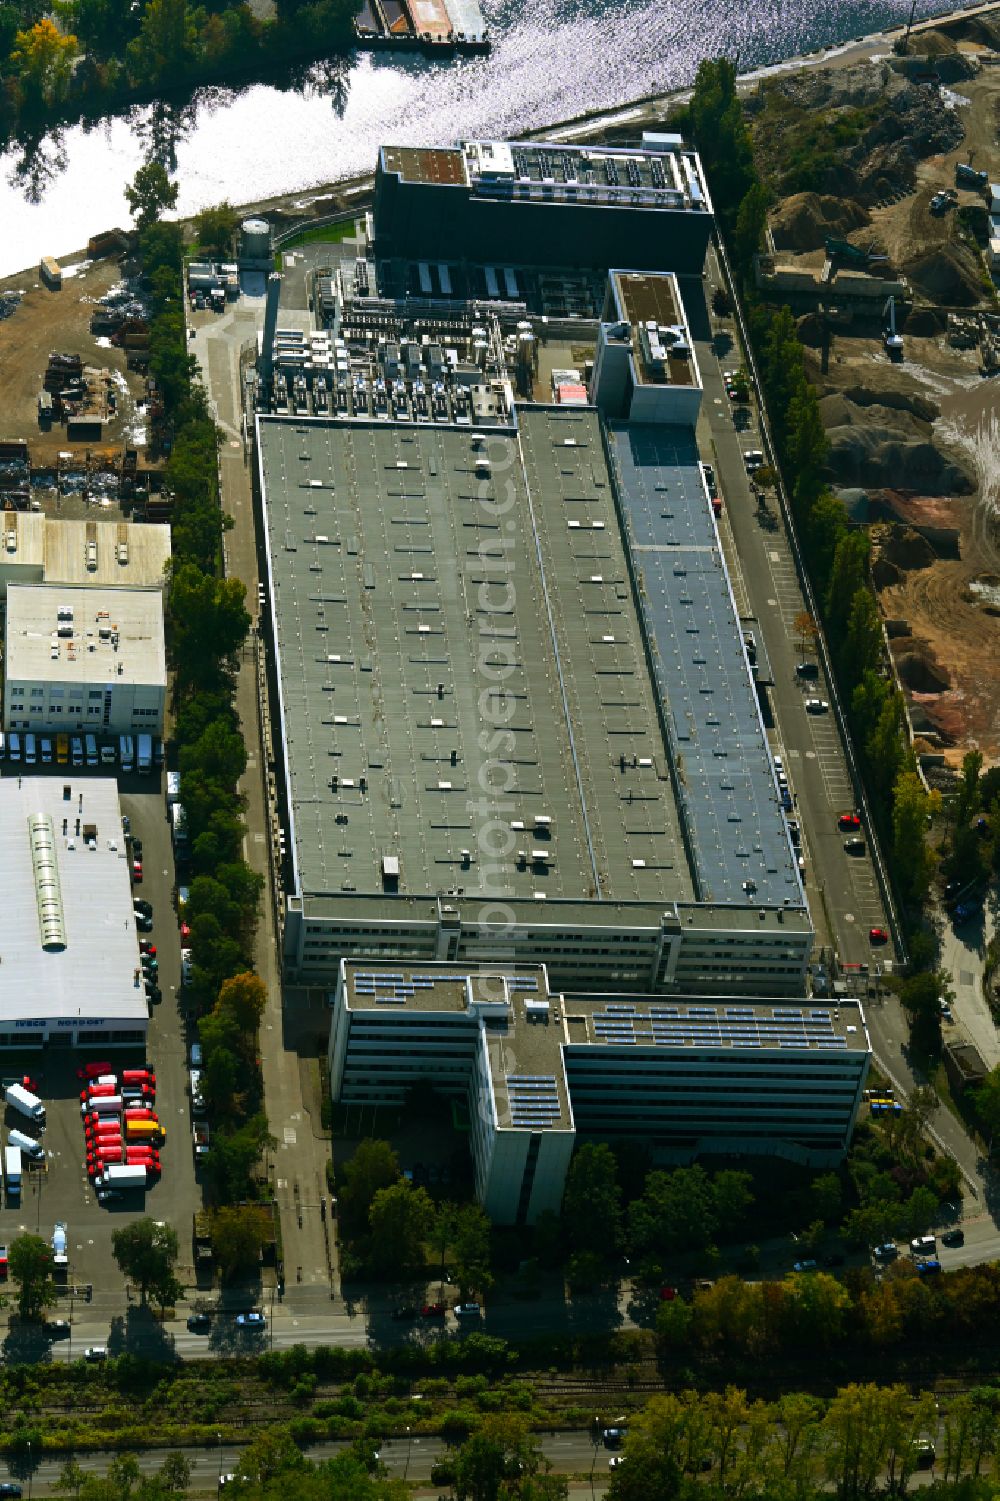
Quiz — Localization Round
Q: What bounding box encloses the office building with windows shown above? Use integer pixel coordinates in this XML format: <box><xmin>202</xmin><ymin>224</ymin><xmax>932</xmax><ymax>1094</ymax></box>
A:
<box><xmin>329</xmin><ymin>961</ymin><xmax>870</xmax><ymax>1223</ymax></box>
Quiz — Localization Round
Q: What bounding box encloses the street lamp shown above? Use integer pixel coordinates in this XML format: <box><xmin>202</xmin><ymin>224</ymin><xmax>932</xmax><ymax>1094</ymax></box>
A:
<box><xmin>404</xmin><ymin>1426</ymin><xmax>412</xmax><ymax>1480</ymax></box>
<box><xmin>217</xmin><ymin>1433</ymin><xmax>223</xmax><ymax>1487</ymax></box>
<box><xmin>26</xmin><ymin>1439</ymin><xmax>32</xmax><ymax>1501</ymax></box>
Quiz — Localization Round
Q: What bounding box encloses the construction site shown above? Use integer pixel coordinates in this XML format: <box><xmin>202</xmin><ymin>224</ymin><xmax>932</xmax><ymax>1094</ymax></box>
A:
<box><xmin>748</xmin><ymin>12</ymin><xmax>1000</xmax><ymax>767</ymax></box>
<box><xmin>0</xmin><ymin>243</ymin><xmax>168</xmax><ymax>522</ymax></box>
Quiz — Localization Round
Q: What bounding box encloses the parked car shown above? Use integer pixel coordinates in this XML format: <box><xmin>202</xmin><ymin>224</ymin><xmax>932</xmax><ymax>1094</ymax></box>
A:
<box><xmin>941</xmin><ymin>1229</ymin><xmax>964</xmax><ymax>1248</ymax></box>
<box><xmin>794</xmin><ymin>661</ymin><xmax>819</xmax><ymax>679</ymax></box>
<box><xmin>84</xmin><ymin>1346</ymin><xmax>108</xmax><ymax>1362</ymax></box>
<box><xmin>869</xmin><ymin>927</ymin><xmax>889</xmax><ymax>945</ymax></box>
<box><xmin>0</xmin><ymin>1483</ymin><xmax>23</xmax><ymax>1498</ymax></box>
<box><xmin>133</xmin><ymin>899</ymin><xmax>152</xmax><ymax>919</ymax></box>
<box><xmin>805</xmin><ymin>698</ymin><xmax>829</xmax><ymax>715</ymax></box>
<box><xmin>603</xmin><ymin>1428</ymin><xmax>627</xmax><ymax>1450</ymax></box>
<box><xmin>187</xmin><ymin>1312</ymin><xmax>211</xmax><ymax>1333</ymax></box>
<box><xmin>132</xmin><ymin>859</ymin><xmax>143</xmax><ymax>883</ymax></box>
<box><xmin>838</xmin><ymin>812</ymin><xmax>861</xmax><ymax>831</ymax></box>
<box><xmin>916</xmin><ymin>1259</ymin><xmax>942</xmax><ymax>1276</ymax></box>
<box><xmin>793</xmin><ymin>1260</ymin><xmax>818</xmax><ymax>1273</ymax></box>
<box><xmin>45</xmin><ymin>1319</ymin><xmax>71</xmax><ymax>1337</ymax></box>
<box><xmin>136</xmin><ymin>913</ymin><xmax>153</xmax><ymax>933</ymax></box>
<box><xmin>873</xmin><ymin>1242</ymin><xmax>898</xmax><ymax>1262</ymax></box>
<box><xmin>843</xmin><ymin>837</ymin><xmax>866</xmax><ymax>856</ymax></box>
<box><xmin>236</xmin><ymin>1311</ymin><xmax>266</xmax><ymax>1329</ymax></box>
<box><xmin>421</xmin><ymin>1302</ymin><xmax>446</xmax><ymax>1318</ymax></box>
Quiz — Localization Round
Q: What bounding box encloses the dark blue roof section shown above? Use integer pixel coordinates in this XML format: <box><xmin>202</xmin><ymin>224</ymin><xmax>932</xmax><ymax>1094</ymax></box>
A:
<box><xmin>607</xmin><ymin>423</ymin><xmax>804</xmax><ymax>909</ymax></box>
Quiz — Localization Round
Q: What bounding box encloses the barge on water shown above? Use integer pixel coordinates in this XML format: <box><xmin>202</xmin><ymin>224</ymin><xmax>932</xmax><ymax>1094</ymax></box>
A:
<box><xmin>354</xmin><ymin>0</ymin><xmax>489</xmax><ymax>53</ymax></box>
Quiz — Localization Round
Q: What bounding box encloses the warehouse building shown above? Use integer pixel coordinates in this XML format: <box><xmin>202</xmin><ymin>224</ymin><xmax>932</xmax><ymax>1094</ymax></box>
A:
<box><xmin>257</xmin><ymin>407</ymin><xmax>810</xmax><ymax>996</ymax></box>
<box><xmin>329</xmin><ymin>960</ymin><xmax>870</xmax><ymax>1222</ymax></box>
<box><xmin>0</xmin><ymin>777</ymin><xmax>148</xmax><ymax>1047</ymax></box>
<box><xmin>3</xmin><ymin>583</ymin><xmax>166</xmax><ymax>737</ymax></box>
<box><xmin>0</xmin><ymin>514</ymin><xmax>171</xmax><ymax>599</ymax></box>
<box><xmin>372</xmin><ymin>135</ymin><xmax>714</xmax><ymax>274</ymax></box>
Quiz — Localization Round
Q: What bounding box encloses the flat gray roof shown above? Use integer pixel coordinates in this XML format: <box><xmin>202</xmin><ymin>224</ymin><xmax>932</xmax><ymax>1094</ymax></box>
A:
<box><xmin>0</xmin><ymin>777</ymin><xmax>149</xmax><ymax>1028</ymax></box>
<box><xmin>259</xmin><ymin>409</ymin><xmax>693</xmax><ymax>906</ymax></box>
<box><xmin>606</xmin><ymin>423</ymin><xmax>803</xmax><ymax>909</ymax></box>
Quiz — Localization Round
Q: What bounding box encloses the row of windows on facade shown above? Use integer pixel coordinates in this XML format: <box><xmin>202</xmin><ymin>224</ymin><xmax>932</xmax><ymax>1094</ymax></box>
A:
<box><xmin>309</xmin><ymin>926</ymin><xmax>806</xmax><ymax>951</ymax></box>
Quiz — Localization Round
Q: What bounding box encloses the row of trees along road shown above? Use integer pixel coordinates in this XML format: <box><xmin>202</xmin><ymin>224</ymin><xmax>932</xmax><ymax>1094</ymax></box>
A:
<box><xmin>128</xmin><ymin>167</ymin><xmax>273</xmax><ymax>1261</ymax></box>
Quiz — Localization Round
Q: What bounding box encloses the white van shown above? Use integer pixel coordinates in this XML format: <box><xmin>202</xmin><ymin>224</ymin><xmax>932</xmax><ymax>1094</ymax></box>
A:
<box><xmin>8</xmin><ymin>733</ymin><xmax>21</xmax><ymax>762</ymax></box>
<box><xmin>100</xmin><ymin>741</ymin><xmax>116</xmax><ymax>766</ymax></box>
<box><xmin>119</xmin><ymin>735</ymin><xmax>134</xmax><ymax>772</ymax></box>
<box><xmin>40</xmin><ymin>737</ymin><xmax>53</xmax><ymax>764</ymax></box>
<box><xmin>24</xmin><ymin>734</ymin><xmax>37</xmax><ymax>765</ymax></box>
<box><xmin>71</xmin><ymin>736</ymin><xmax>84</xmax><ymax>766</ymax></box>
<box><xmin>85</xmin><ymin>734</ymin><xmax>98</xmax><ymax>767</ymax></box>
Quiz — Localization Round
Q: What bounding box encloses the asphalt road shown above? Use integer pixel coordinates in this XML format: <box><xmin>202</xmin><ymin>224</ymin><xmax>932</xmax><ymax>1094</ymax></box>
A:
<box><xmin>2</xmin><ymin>1430</ymin><xmax>613</xmax><ymax>1497</ymax></box>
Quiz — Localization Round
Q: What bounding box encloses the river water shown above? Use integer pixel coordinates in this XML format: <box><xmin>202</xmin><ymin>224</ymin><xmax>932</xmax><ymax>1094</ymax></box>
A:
<box><xmin>0</xmin><ymin>0</ymin><xmax>964</xmax><ymax>276</ymax></box>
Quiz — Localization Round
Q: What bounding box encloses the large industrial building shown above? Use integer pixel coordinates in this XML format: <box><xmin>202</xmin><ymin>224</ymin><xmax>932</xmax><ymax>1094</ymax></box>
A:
<box><xmin>329</xmin><ymin>961</ymin><xmax>871</xmax><ymax>1223</ymax></box>
<box><xmin>258</xmin><ymin>406</ymin><xmax>810</xmax><ymax>995</ymax></box>
<box><xmin>3</xmin><ymin>583</ymin><xmax>166</xmax><ymax>737</ymax></box>
<box><xmin>246</xmin><ymin>128</ymin><xmax>856</xmax><ymax>1193</ymax></box>
<box><xmin>372</xmin><ymin>136</ymin><xmax>714</xmax><ymax>274</ymax></box>
<box><xmin>0</xmin><ymin>777</ymin><xmax>148</xmax><ymax>1047</ymax></box>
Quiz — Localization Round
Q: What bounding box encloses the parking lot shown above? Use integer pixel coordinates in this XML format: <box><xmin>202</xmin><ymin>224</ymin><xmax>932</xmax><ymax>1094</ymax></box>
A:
<box><xmin>0</xmin><ymin>762</ymin><xmax>204</xmax><ymax>1299</ymax></box>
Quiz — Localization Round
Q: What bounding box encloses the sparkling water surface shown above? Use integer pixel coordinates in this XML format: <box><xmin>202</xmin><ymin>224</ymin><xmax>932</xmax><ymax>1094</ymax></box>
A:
<box><xmin>0</xmin><ymin>0</ymin><xmax>961</xmax><ymax>275</ymax></box>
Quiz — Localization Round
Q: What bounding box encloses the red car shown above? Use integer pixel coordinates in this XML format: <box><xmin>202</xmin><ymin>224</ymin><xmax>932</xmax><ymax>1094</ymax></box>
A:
<box><xmin>122</xmin><ymin>1070</ymin><xmax>155</xmax><ymax>1087</ymax></box>
<box><xmin>132</xmin><ymin>860</ymin><xmax>143</xmax><ymax>883</ymax></box>
<box><xmin>139</xmin><ymin>943</ymin><xmax>156</xmax><ymax>957</ymax></box>
<box><xmin>869</xmin><ymin>927</ymin><xmax>889</xmax><ymax>945</ymax></box>
<box><xmin>77</xmin><ymin>1061</ymin><xmax>113</xmax><ymax>1080</ymax></box>
<box><xmin>838</xmin><ymin>812</ymin><xmax>862</xmax><ymax>832</ymax></box>
<box><xmin>421</xmin><ymin>1302</ymin><xmax>446</xmax><ymax>1318</ymax></box>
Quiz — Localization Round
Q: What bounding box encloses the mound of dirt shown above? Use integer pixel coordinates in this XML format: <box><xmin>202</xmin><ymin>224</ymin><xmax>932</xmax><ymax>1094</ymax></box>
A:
<box><xmin>903</xmin><ymin>241</ymin><xmax>984</xmax><ymax>305</ymax></box>
<box><xmin>841</xmin><ymin>385</ymin><xmax>940</xmax><ymax>422</ymax></box>
<box><xmin>878</xmin><ymin>526</ymin><xmax>936</xmax><ymax>571</ymax></box>
<box><xmin>818</xmin><ymin>394</ymin><xmax>931</xmax><ymax>440</ymax></box>
<box><xmin>895</xmin><ymin>649</ymin><xmax>951</xmax><ymax>693</ymax></box>
<box><xmin>873</xmin><ymin>557</ymin><xmax>903</xmax><ymax>589</ymax></box>
<box><xmin>825</xmin><ymin>426</ymin><xmax>975</xmax><ymax>493</ymax></box>
<box><xmin>766</xmin><ymin>62</ymin><xmax>893</xmax><ymax>113</ymax></box>
<box><xmin>904</xmin><ymin>307</ymin><xmax>947</xmax><ymax>337</ymax></box>
<box><xmin>771</xmin><ymin>192</ymin><xmax>871</xmax><ymax>252</ymax></box>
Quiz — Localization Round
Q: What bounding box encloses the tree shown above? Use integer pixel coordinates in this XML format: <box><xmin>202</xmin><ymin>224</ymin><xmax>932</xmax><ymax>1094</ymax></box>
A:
<box><xmin>218</xmin><ymin>971</ymin><xmax>267</xmax><ymax>1034</ymax></box>
<box><xmin>9</xmin><ymin>18</ymin><xmax>78</xmax><ymax>103</ymax></box>
<box><xmin>453</xmin><ymin>1418</ymin><xmax>549</xmax><ymax>1501</ymax></box>
<box><xmin>159</xmin><ymin>1452</ymin><xmax>192</xmax><ymax>1493</ymax></box>
<box><xmin>203</xmin><ymin>1113</ymin><xmax>274</xmax><ymax>1203</ymax></box>
<box><xmin>892</xmin><ymin>769</ymin><xmax>938</xmax><ymax>906</ymax></box>
<box><xmin>340</xmin><ymin>1140</ymin><xmax>400</xmax><ymax>1230</ymax></box>
<box><xmin>54</xmin><ymin>1458</ymin><xmax>87</xmax><ymax>1498</ymax></box>
<box><xmin>975</xmin><ymin>1067</ymin><xmax>1000</xmax><ymax>1156</ymax></box>
<box><xmin>711</xmin><ymin>1170</ymin><xmax>754</xmax><ymax>1235</ymax></box>
<box><xmin>9</xmin><ymin>1234</ymin><xmax>56</xmax><ymax>1321</ymax></box>
<box><xmin>628</xmin><ymin>1166</ymin><xmax>716</xmax><ymax>1258</ymax></box>
<box><xmin>451</xmin><ymin>1203</ymin><xmax>493</xmax><ymax>1296</ymax></box>
<box><xmin>192</xmin><ymin>201</ymin><xmax>237</xmax><ymax>256</ymax></box>
<box><xmin>810</xmin><ymin>1172</ymin><xmax>843</xmax><ymax>1225</ymax></box>
<box><xmin>125</xmin><ymin>0</ymin><xmax>196</xmax><ymax>84</ymax></box>
<box><xmin>733</xmin><ymin>181</ymin><xmax>769</xmax><ymax>267</ymax></box>
<box><xmin>793</xmin><ymin>610</ymin><xmax>818</xmax><ymax>659</ymax></box>
<box><xmin>561</xmin><ymin>1143</ymin><xmax>621</xmax><ymax>1260</ymax></box>
<box><xmin>367</xmin><ymin>1182</ymin><xmax>435</xmax><ymax>1275</ymax></box>
<box><xmin>125</xmin><ymin>159</ymin><xmax>179</xmax><ymax>229</ymax></box>
<box><xmin>111</xmin><ymin>1218</ymin><xmax>181</xmax><ymax>1310</ymax></box>
<box><xmin>210</xmin><ymin>1204</ymin><xmax>271</xmax><ymax>1280</ymax></box>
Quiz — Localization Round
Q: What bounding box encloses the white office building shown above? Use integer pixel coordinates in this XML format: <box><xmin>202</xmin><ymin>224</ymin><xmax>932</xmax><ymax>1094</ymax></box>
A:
<box><xmin>0</xmin><ymin>777</ymin><xmax>149</xmax><ymax>1047</ymax></box>
<box><xmin>329</xmin><ymin>961</ymin><xmax>870</xmax><ymax>1224</ymax></box>
<box><xmin>3</xmin><ymin>584</ymin><xmax>166</xmax><ymax>737</ymax></box>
